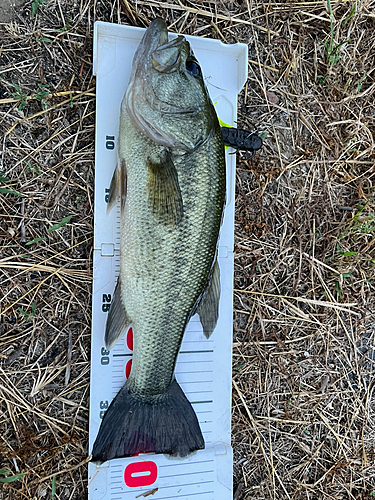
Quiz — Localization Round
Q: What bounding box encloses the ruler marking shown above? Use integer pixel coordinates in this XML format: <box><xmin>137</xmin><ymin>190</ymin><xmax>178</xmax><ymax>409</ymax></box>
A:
<box><xmin>185</xmin><ymin>392</ymin><xmax>213</xmax><ymax>396</ymax></box>
<box><xmin>149</xmin><ymin>480</ymin><xmax>214</xmax><ymax>491</ymax></box>
<box><xmin>181</xmin><ymin>340</ymin><xmax>214</xmax><ymax>346</ymax></box>
<box><xmin>182</xmin><ymin>380</ymin><xmax>213</xmax><ymax>384</ymax></box>
<box><xmin>179</xmin><ymin>350</ymin><xmax>214</xmax><ymax>354</ymax></box>
<box><xmin>178</xmin><ymin>360</ymin><xmax>213</xmax><ymax>365</ymax></box>
<box><xmin>159</xmin><ymin>459</ymin><xmax>214</xmax><ymax>469</ymax></box>
<box><xmin>113</xmin><ymin>492</ymin><xmax>214</xmax><ymax>500</ymax></box>
<box><xmin>149</xmin><ymin>493</ymin><xmax>214</xmax><ymax>500</ymax></box>
<box><xmin>112</xmin><ymin>353</ymin><xmax>213</xmax><ymax>359</ymax></box>
<box><xmin>175</xmin><ymin>370</ymin><xmax>213</xmax><ymax>375</ymax></box>
<box><xmin>161</xmin><ymin>469</ymin><xmax>214</xmax><ymax>480</ymax></box>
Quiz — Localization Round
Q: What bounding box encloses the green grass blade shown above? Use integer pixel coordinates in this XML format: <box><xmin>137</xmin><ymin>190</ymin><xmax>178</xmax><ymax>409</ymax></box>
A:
<box><xmin>47</xmin><ymin>215</ymin><xmax>72</xmax><ymax>233</ymax></box>
<box><xmin>0</xmin><ymin>187</ymin><xmax>23</xmax><ymax>196</ymax></box>
<box><xmin>52</xmin><ymin>476</ymin><xmax>56</xmax><ymax>499</ymax></box>
<box><xmin>331</xmin><ymin>39</ymin><xmax>353</xmax><ymax>55</ymax></box>
<box><xmin>344</xmin><ymin>3</ymin><xmax>356</xmax><ymax>24</ymax></box>
<box><xmin>0</xmin><ymin>473</ymin><xmax>26</xmax><ymax>483</ymax></box>
<box><xmin>26</xmin><ymin>237</ymin><xmax>46</xmax><ymax>246</ymax></box>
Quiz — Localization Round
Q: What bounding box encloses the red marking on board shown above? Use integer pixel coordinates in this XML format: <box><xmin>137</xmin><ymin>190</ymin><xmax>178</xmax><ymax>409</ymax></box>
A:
<box><xmin>124</xmin><ymin>461</ymin><xmax>157</xmax><ymax>487</ymax></box>
<box><xmin>125</xmin><ymin>359</ymin><xmax>132</xmax><ymax>378</ymax></box>
<box><xmin>127</xmin><ymin>328</ymin><xmax>133</xmax><ymax>351</ymax></box>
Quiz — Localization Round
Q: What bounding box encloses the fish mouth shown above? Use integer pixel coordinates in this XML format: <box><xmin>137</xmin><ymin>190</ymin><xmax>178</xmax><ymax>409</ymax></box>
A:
<box><xmin>133</xmin><ymin>18</ymin><xmax>169</xmax><ymax>69</ymax></box>
<box><xmin>146</xmin><ymin>18</ymin><xmax>169</xmax><ymax>50</ymax></box>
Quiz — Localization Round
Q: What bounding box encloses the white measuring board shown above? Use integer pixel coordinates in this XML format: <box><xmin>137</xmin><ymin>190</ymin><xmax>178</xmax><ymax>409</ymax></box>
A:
<box><xmin>89</xmin><ymin>21</ymin><xmax>247</xmax><ymax>500</ymax></box>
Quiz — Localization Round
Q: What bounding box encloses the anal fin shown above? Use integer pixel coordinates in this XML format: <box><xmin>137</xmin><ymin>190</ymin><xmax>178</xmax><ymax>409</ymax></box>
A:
<box><xmin>105</xmin><ymin>280</ymin><xmax>131</xmax><ymax>350</ymax></box>
<box><xmin>197</xmin><ymin>258</ymin><xmax>220</xmax><ymax>339</ymax></box>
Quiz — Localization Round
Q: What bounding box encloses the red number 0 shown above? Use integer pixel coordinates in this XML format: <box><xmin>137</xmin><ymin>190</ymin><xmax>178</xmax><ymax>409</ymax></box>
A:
<box><xmin>124</xmin><ymin>461</ymin><xmax>157</xmax><ymax>487</ymax></box>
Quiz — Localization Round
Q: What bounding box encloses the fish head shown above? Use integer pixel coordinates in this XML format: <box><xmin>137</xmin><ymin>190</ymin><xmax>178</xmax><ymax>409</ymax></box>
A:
<box><xmin>125</xmin><ymin>18</ymin><xmax>218</xmax><ymax>151</ymax></box>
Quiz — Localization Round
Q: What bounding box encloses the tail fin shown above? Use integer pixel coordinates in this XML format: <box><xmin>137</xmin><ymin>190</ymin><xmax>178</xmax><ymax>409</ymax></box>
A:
<box><xmin>91</xmin><ymin>379</ymin><xmax>204</xmax><ymax>463</ymax></box>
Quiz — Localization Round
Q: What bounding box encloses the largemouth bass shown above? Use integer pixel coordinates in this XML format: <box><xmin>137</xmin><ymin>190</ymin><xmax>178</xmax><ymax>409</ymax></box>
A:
<box><xmin>92</xmin><ymin>18</ymin><xmax>226</xmax><ymax>462</ymax></box>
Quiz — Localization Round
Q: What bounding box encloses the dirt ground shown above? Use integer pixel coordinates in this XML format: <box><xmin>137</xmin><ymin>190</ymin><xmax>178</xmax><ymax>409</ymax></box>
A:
<box><xmin>1</xmin><ymin>1</ymin><xmax>375</xmax><ymax>499</ymax></box>
<box><xmin>0</xmin><ymin>0</ymin><xmax>25</xmax><ymax>23</ymax></box>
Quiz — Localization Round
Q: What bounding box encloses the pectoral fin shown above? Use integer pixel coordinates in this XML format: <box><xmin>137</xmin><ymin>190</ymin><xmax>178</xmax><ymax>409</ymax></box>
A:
<box><xmin>105</xmin><ymin>280</ymin><xmax>131</xmax><ymax>350</ymax></box>
<box><xmin>147</xmin><ymin>149</ymin><xmax>183</xmax><ymax>225</ymax></box>
<box><xmin>107</xmin><ymin>159</ymin><xmax>127</xmax><ymax>215</ymax></box>
<box><xmin>197</xmin><ymin>259</ymin><xmax>220</xmax><ymax>339</ymax></box>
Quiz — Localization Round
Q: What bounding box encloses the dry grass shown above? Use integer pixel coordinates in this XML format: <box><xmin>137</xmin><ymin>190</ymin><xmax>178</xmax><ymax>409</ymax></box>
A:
<box><xmin>0</xmin><ymin>0</ymin><xmax>374</xmax><ymax>499</ymax></box>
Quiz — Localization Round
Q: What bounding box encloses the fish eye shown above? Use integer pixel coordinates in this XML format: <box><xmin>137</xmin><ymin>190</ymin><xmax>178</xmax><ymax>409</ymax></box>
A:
<box><xmin>186</xmin><ymin>60</ymin><xmax>200</xmax><ymax>77</ymax></box>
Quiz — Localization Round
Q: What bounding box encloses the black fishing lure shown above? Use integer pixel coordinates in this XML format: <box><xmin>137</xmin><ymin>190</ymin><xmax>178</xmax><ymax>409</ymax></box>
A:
<box><xmin>221</xmin><ymin>126</ymin><xmax>263</xmax><ymax>158</ymax></box>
